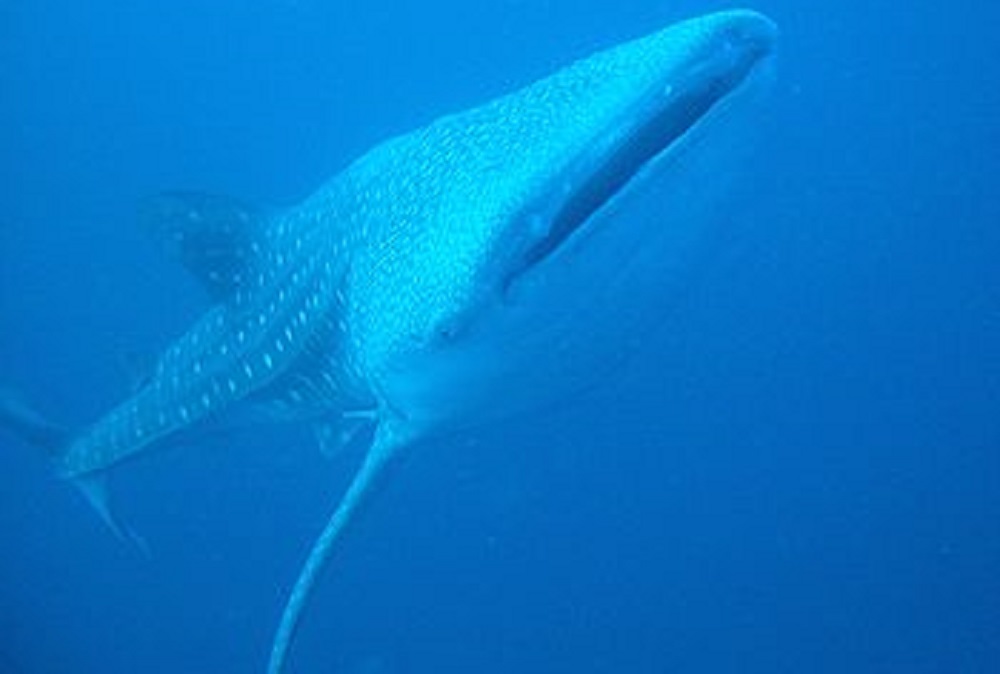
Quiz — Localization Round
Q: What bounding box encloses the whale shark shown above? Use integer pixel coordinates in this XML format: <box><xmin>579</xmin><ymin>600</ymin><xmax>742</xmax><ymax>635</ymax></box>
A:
<box><xmin>0</xmin><ymin>9</ymin><xmax>777</xmax><ymax>673</ymax></box>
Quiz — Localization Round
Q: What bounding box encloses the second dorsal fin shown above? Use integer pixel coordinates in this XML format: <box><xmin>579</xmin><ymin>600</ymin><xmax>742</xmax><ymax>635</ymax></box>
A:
<box><xmin>142</xmin><ymin>191</ymin><xmax>265</xmax><ymax>302</ymax></box>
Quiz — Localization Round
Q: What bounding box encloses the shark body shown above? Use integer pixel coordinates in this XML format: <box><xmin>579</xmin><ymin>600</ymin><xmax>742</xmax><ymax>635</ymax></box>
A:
<box><xmin>4</xmin><ymin>10</ymin><xmax>777</xmax><ymax>673</ymax></box>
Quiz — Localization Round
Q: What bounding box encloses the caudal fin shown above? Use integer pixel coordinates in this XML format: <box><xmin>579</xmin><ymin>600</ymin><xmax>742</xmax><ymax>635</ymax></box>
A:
<box><xmin>267</xmin><ymin>420</ymin><xmax>409</xmax><ymax>674</ymax></box>
<box><xmin>0</xmin><ymin>386</ymin><xmax>69</xmax><ymax>453</ymax></box>
<box><xmin>0</xmin><ymin>386</ymin><xmax>149</xmax><ymax>555</ymax></box>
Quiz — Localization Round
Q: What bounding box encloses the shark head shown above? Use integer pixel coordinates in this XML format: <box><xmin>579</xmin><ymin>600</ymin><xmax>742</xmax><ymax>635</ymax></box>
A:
<box><xmin>333</xmin><ymin>9</ymin><xmax>778</xmax><ymax>433</ymax></box>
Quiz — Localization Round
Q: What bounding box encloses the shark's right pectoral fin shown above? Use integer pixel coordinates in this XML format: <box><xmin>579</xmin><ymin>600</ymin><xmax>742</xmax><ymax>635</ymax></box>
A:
<box><xmin>267</xmin><ymin>417</ymin><xmax>413</xmax><ymax>674</ymax></box>
<box><xmin>140</xmin><ymin>191</ymin><xmax>269</xmax><ymax>302</ymax></box>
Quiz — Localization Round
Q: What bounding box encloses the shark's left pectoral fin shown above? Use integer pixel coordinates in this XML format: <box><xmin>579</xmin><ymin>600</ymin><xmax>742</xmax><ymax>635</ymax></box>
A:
<box><xmin>268</xmin><ymin>417</ymin><xmax>412</xmax><ymax>674</ymax></box>
<box><xmin>313</xmin><ymin>407</ymin><xmax>380</xmax><ymax>461</ymax></box>
<box><xmin>314</xmin><ymin>419</ymin><xmax>363</xmax><ymax>461</ymax></box>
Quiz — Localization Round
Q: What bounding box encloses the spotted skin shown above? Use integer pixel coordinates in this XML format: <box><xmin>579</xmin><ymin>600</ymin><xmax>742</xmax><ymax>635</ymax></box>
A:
<box><xmin>58</xmin><ymin>199</ymin><xmax>368</xmax><ymax>477</ymax></box>
<box><xmin>18</xmin><ymin>10</ymin><xmax>777</xmax><ymax>674</ymax></box>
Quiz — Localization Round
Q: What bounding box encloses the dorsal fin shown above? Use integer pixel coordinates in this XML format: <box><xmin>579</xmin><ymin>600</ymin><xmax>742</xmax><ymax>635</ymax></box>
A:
<box><xmin>141</xmin><ymin>191</ymin><xmax>264</xmax><ymax>301</ymax></box>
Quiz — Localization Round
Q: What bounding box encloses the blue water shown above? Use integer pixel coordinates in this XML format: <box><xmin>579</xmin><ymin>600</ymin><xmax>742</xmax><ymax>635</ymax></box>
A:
<box><xmin>1</xmin><ymin>1</ymin><xmax>997</xmax><ymax>672</ymax></box>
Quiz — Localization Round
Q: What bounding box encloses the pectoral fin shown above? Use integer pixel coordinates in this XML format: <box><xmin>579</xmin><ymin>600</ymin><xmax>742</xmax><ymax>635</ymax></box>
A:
<box><xmin>313</xmin><ymin>416</ymin><xmax>368</xmax><ymax>461</ymax></box>
<box><xmin>267</xmin><ymin>418</ymin><xmax>413</xmax><ymax>674</ymax></box>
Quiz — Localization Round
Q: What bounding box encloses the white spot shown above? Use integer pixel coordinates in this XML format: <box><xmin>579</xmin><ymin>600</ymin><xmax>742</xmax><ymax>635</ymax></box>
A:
<box><xmin>243</xmin><ymin>362</ymin><xmax>254</xmax><ymax>379</ymax></box>
<box><xmin>179</xmin><ymin>406</ymin><xmax>190</xmax><ymax>422</ymax></box>
<box><xmin>227</xmin><ymin>378</ymin><xmax>237</xmax><ymax>393</ymax></box>
<box><xmin>263</xmin><ymin>353</ymin><xmax>274</xmax><ymax>370</ymax></box>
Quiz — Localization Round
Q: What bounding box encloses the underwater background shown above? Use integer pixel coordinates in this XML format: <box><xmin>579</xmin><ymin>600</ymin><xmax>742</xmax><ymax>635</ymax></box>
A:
<box><xmin>1</xmin><ymin>0</ymin><xmax>997</xmax><ymax>672</ymax></box>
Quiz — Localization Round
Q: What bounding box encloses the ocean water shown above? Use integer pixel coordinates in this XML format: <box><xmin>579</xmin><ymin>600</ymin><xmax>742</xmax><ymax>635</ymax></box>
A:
<box><xmin>1</xmin><ymin>1</ymin><xmax>997</xmax><ymax>672</ymax></box>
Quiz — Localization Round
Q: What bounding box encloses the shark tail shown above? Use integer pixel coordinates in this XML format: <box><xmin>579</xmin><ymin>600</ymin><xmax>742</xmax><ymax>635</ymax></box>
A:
<box><xmin>267</xmin><ymin>421</ymin><xmax>408</xmax><ymax>674</ymax></box>
<box><xmin>0</xmin><ymin>386</ymin><xmax>149</xmax><ymax>555</ymax></box>
<box><xmin>0</xmin><ymin>386</ymin><xmax>70</xmax><ymax>453</ymax></box>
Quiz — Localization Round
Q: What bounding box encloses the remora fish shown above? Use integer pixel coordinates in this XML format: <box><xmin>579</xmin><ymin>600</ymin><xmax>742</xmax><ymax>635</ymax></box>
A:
<box><xmin>0</xmin><ymin>9</ymin><xmax>777</xmax><ymax>673</ymax></box>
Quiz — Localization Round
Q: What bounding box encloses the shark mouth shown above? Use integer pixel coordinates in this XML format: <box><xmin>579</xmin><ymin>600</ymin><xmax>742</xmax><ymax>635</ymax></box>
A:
<box><xmin>517</xmin><ymin>30</ymin><xmax>774</xmax><ymax>273</ymax></box>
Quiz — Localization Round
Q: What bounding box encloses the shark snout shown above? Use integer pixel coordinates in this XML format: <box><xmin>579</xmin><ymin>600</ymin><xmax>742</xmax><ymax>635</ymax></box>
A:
<box><xmin>721</xmin><ymin>10</ymin><xmax>779</xmax><ymax>59</ymax></box>
<box><xmin>694</xmin><ymin>10</ymin><xmax>778</xmax><ymax>90</ymax></box>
